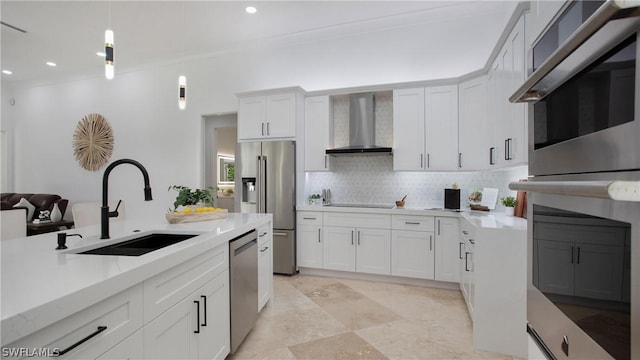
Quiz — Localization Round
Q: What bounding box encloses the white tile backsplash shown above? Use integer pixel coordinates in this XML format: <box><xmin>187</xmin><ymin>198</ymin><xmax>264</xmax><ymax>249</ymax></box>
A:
<box><xmin>305</xmin><ymin>156</ymin><xmax>528</xmax><ymax>210</ymax></box>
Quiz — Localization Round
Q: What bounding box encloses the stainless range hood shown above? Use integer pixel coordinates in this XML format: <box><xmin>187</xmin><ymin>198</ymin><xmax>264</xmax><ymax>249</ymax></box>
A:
<box><xmin>325</xmin><ymin>93</ymin><xmax>392</xmax><ymax>155</ymax></box>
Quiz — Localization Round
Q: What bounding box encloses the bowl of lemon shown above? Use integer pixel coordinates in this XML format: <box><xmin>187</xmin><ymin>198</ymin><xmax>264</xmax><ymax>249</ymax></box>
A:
<box><xmin>166</xmin><ymin>206</ymin><xmax>228</xmax><ymax>224</ymax></box>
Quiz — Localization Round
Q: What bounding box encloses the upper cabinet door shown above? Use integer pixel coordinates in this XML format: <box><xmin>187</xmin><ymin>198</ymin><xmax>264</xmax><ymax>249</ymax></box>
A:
<box><xmin>425</xmin><ymin>85</ymin><xmax>459</xmax><ymax>171</ymax></box>
<box><xmin>238</xmin><ymin>96</ymin><xmax>266</xmax><ymax>141</ymax></box>
<box><xmin>393</xmin><ymin>88</ymin><xmax>425</xmax><ymax>171</ymax></box>
<box><xmin>458</xmin><ymin>77</ymin><xmax>488</xmax><ymax>171</ymax></box>
<box><xmin>265</xmin><ymin>93</ymin><xmax>296</xmax><ymax>139</ymax></box>
<box><xmin>237</xmin><ymin>90</ymin><xmax>300</xmax><ymax>141</ymax></box>
<box><xmin>304</xmin><ymin>96</ymin><xmax>332</xmax><ymax>172</ymax></box>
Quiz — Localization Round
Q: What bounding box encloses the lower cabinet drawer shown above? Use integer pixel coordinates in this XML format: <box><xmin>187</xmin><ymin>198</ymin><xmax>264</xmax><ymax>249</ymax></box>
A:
<box><xmin>5</xmin><ymin>284</ymin><xmax>143</xmax><ymax>360</ymax></box>
<box><xmin>391</xmin><ymin>215</ymin><xmax>435</xmax><ymax>231</ymax></box>
<box><xmin>144</xmin><ymin>243</ymin><xmax>228</xmax><ymax>322</ymax></box>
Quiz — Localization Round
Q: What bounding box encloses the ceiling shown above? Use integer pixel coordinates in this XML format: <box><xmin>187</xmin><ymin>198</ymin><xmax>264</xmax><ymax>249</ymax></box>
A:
<box><xmin>1</xmin><ymin>1</ymin><xmax>516</xmax><ymax>86</ymax></box>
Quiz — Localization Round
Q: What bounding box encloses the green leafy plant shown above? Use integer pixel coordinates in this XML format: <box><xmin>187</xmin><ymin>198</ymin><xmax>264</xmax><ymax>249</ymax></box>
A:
<box><xmin>501</xmin><ymin>196</ymin><xmax>517</xmax><ymax>208</ymax></box>
<box><xmin>168</xmin><ymin>185</ymin><xmax>217</xmax><ymax>211</ymax></box>
<box><xmin>307</xmin><ymin>194</ymin><xmax>321</xmax><ymax>204</ymax></box>
<box><xmin>225</xmin><ymin>188</ymin><xmax>234</xmax><ymax>195</ymax></box>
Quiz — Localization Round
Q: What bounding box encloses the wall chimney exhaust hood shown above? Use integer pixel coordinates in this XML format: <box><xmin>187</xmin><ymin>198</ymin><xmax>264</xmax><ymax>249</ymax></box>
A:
<box><xmin>326</xmin><ymin>93</ymin><xmax>392</xmax><ymax>155</ymax></box>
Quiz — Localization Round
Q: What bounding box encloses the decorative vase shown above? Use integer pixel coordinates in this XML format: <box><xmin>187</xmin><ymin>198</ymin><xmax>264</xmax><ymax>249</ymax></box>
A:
<box><xmin>505</xmin><ymin>206</ymin><xmax>515</xmax><ymax>216</ymax></box>
<box><xmin>51</xmin><ymin>203</ymin><xmax>62</xmax><ymax>222</ymax></box>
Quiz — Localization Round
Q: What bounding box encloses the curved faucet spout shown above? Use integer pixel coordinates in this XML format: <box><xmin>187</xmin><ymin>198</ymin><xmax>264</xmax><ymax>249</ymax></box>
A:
<box><xmin>101</xmin><ymin>159</ymin><xmax>153</xmax><ymax>239</ymax></box>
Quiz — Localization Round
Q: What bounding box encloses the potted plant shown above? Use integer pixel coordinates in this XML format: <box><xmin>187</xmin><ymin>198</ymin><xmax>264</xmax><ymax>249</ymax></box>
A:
<box><xmin>307</xmin><ymin>194</ymin><xmax>321</xmax><ymax>205</ymax></box>
<box><xmin>501</xmin><ymin>196</ymin><xmax>517</xmax><ymax>216</ymax></box>
<box><xmin>168</xmin><ymin>185</ymin><xmax>217</xmax><ymax>211</ymax></box>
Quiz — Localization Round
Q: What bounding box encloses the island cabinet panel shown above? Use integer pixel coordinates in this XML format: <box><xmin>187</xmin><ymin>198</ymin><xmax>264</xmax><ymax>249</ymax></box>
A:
<box><xmin>5</xmin><ymin>284</ymin><xmax>143</xmax><ymax>360</ymax></box>
<box><xmin>96</xmin><ymin>329</ymin><xmax>143</xmax><ymax>359</ymax></box>
<box><xmin>257</xmin><ymin>223</ymin><xmax>273</xmax><ymax>312</ymax></box>
<box><xmin>144</xmin><ymin>270</ymin><xmax>230</xmax><ymax>360</ymax></box>
<box><xmin>143</xmin><ymin>244</ymin><xmax>228</xmax><ymax>321</ymax></box>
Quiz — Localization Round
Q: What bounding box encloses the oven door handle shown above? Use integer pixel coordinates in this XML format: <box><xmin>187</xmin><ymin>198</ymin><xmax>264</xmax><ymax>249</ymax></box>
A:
<box><xmin>509</xmin><ymin>181</ymin><xmax>640</xmax><ymax>202</ymax></box>
<box><xmin>510</xmin><ymin>0</ymin><xmax>640</xmax><ymax>103</ymax></box>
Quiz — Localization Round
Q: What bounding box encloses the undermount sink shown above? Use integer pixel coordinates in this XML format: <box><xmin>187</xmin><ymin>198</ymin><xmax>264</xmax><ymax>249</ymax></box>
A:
<box><xmin>78</xmin><ymin>233</ymin><xmax>197</xmax><ymax>256</ymax></box>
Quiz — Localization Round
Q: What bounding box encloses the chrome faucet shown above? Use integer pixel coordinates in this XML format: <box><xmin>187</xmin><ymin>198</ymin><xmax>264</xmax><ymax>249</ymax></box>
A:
<box><xmin>101</xmin><ymin>159</ymin><xmax>153</xmax><ymax>239</ymax></box>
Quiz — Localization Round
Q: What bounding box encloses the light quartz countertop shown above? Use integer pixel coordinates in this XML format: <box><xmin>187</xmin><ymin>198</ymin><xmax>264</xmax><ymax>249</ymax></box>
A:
<box><xmin>298</xmin><ymin>204</ymin><xmax>527</xmax><ymax>230</ymax></box>
<box><xmin>1</xmin><ymin>213</ymin><xmax>272</xmax><ymax>346</ymax></box>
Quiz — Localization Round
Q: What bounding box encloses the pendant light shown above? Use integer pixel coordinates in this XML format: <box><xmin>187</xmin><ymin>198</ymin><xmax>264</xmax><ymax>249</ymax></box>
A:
<box><xmin>104</xmin><ymin>1</ymin><xmax>114</xmax><ymax>80</ymax></box>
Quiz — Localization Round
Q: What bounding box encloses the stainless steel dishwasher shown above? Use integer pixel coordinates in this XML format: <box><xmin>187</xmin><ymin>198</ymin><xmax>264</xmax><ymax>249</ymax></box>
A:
<box><xmin>229</xmin><ymin>230</ymin><xmax>258</xmax><ymax>354</ymax></box>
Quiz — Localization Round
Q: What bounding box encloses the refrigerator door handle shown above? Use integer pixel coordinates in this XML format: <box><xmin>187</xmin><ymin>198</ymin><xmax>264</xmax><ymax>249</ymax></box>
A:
<box><xmin>260</xmin><ymin>156</ymin><xmax>267</xmax><ymax>213</ymax></box>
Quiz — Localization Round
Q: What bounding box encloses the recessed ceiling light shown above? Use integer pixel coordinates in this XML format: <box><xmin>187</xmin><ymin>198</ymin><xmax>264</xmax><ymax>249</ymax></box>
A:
<box><xmin>46</xmin><ymin>61</ymin><xmax>57</xmax><ymax>67</ymax></box>
<box><xmin>96</xmin><ymin>51</ymin><xmax>106</xmax><ymax>57</ymax></box>
<box><xmin>2</xmin><ymin>70</ymin><xmax>12</xmax><ymax>75</ymax></box>
<box><xmin>245</xmin><ymin>6</ymin><xmax>257</xmax><ymax>14</ymax></box>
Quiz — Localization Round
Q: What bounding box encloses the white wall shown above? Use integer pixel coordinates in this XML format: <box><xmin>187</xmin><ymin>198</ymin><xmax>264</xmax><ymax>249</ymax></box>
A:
<box><xmin>1</xmin><ymin>82</ymin><xmax>16</xmax><ymax>192</ymax></box>
<box><xmin>5</xmin><ymin>11</ymin><xmax>509</xmax><ymax>222</ymax></box>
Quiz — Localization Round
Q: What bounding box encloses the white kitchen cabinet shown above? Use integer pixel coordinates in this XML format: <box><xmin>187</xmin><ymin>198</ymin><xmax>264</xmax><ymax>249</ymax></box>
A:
<box><xmin>488</xmin><ymin>16</ymin><xmax>527</xmax><ymax>168</ymax></box>
<box><xmin>393</xmin><ymin>85</ymin><xmax>459</xmax><ymax>171</ymax></box>
<box><xmin>391</xmin><ymin>230</ymin><xmax>434</xmax><ymax>279</ymax></box>
<box><xmin>4</xmin><ymin>284</ymin><xmax>144</xmax><ymax>360</ymax></box>
<box><xmin>97</xmin><ymin>329</ymin><xmax>143</xmax><ymax>360</ymax></box>
<box><xmin>323</xmin><ymin>226</ymin><xmax>357</xmax><ymax>272</ymax></box>
<box><xmin>323</xmin><ymin>226</ymin><xmax>392</xmax><ymax>275</ymax></box>
<box><xmin>425</xmin><ymin>85</ymin><xmax>459</xmax><ymax>171</ymax></box>
<box><xmin>434</xmin><ymin>217</ymin><xmax>460</xmax><ymax>283</ymax></box>
<box><xmin>459</xmin><ymin>221</ymin><xmax>475</xmax><ymax>318</ymax></box>
<box><xmin>458</xmin><ymin>76</ymin><xmax>488</xmax><ymax>171</ymax></box>
<box><xmin>297</xmin><ymin>212</ymin><xmax>324</xmax><ymax>268</ymax></box>
<box><xmin>257</xmin><ymin>224</ymin><xmax>273</xmax><ymax>312</ymax></box>
<box><xmin>391</xmin><ymin>214</ymin><xmax>435</xmax><ymax>279</ymax></box>
<box><xmin>304</xmin><ymin>96</ymin><xmax>333</xmax><ymax>171</ymax></box>
<box><xmin>393</xmin><ymin>88</ymin><xmax>425</xmax><ymax>171</ymax></box>
<box><xmin>323</xmin><ymin>212</ymin><xmax>391</xmax><ymax>275</ymax></box>
<box><xmin>144</xmin><ymin>270</ymin><xmax>230</xmax><ymax>360</ymax></box>
<box><xmin>237</xmin><ymin>88</ymin><xmax>303</xmax><ymax>141</ymax></box>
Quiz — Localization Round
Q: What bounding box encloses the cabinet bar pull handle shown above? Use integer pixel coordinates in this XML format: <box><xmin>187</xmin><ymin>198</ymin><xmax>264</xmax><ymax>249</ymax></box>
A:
<box><xmin>201</xmin><ymin>295</ymin><xmax>207</xmax><ymax>326</ymax></box>
<box><xmin>261</xmin><ymin>123</ymin><xmax>265</xmax><ymax>136</ymax></box>
<box><xmin>267</xmin><ymin>122</ymin><xmax>270</xmax><ymax>135</ymax></box>
<box><xmin>357</xmin><ymin>231</ymin><xmax>361</xmax><ymax>245</ymax></box>
<box><xmin>571</xmin><ymin>246</ymin><xmax>574</xmax><ymax>264</ymax></box>
<box><xmin>577</xmin><ymin>247</ymin><xmax>581</xmax><ymax>265</ymax></box>
<box><xmin>427</xmin><ymin>153</ymin><xmax>430</xmax><ymax>168</ymax></box>
<box><xmin>318</xmin><ymin>228</ymin><xmax>321</xmax><ymax>243</ymax></box>
<box><xmin>462</xmin><ymin>230</ymin><xmax>468</xmax><ymax>235</ymax></box>
<box><xmin>194</xmin><ymin>300</ymin><xmax>200</xmax><ymax>333</ymax></box>
<box><xmin>465</xmin><ymin>252</ymin><xmax>470</xmax><ymax>272</ymax></box>
<box><xmin>351</xmin><ymin>231</ymin><xmax>354</xmax><ymax>245</ymax></box>
<box><xmin>405</xmin><ymin>221</ymin><xmax>420</xmax><ymax>225</ymax></box>
<box><xmin>303</xmin><ymin>217</ymin><xmax>317</xmax><ymax>220</ymax></box>
<box><xmin>430</xmin><ymin>235</ymin><xmax>433</xmax><ymax>251</ymax></box>
<box><xmin>325</xmin><ymin>155</ymin><xmax>328</xmax><ymax>169</ymax></box>
<box><xmin>490</xmin><ymin>147</ymin><xmax>495</xmax><ymax>165</ymax></box>
<box><xmin>459</xmin><ymin>153</ymin><xmax>462</xmax><ymax>168</ymax></box>
<box><xmin>259</xmin><ymin>232</ymin><xmax>268</xmax><ymax>237</ymax></box>
<box><xmin>504</xmin><ymin>139</ymin><xmax>509</xmax><ymax>161</ymax></box>
<box><xmin>459</xmin><ymin>242</ymin><xmax>464</xmax><ymax>259</ymax></box>
<box><xmin>260</xmin><ymin>246</ymin><xmax>269</xmax><ymax>252</ymax></box>
<box><xmin>437</xmin><ymin>220</ymin><xmax>441</xmax><ymax>235</ymax></box>
<box><xmin>420</xmin><ymin>153</ymin><xmax>424</xmax><ymax>169</ymax></box>
<box><xmin>56</xmin><ymin>326</ymin><xmax>107</xmax><ymax>356</ymax></box>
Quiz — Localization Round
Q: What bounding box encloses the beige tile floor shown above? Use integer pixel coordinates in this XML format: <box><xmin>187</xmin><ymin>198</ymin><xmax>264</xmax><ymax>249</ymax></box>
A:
<box><xmin>229</xmin><ymin>274</ymin><xmax>514</xmax><ymax>360</ymax></box>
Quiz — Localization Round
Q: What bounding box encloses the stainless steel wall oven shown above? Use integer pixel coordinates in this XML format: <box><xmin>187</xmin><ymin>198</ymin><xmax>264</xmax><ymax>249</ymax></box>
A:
<box><xmin>510</xmin><ymin>1</ymin><xmax>640</xmax><ymax>359</ymax></box>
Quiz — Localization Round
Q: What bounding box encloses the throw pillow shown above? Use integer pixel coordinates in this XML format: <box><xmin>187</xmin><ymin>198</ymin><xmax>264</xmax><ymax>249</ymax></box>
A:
<box><xmin>13</xmin><ymin>198</ymin><xmax>35</xmax><ymax>221</ymax></box>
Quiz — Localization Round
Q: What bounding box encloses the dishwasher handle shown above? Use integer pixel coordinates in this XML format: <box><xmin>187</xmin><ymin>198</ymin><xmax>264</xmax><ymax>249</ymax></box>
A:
<box><xmin>233</xmin><ymin>239</ymin><xmax>257</xmax><ymax>256</ymax></box>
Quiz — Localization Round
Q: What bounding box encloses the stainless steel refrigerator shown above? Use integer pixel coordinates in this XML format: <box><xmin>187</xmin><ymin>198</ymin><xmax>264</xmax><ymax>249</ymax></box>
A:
<box><xmin>238</xmin><ymin>141</ymin><xmax>296</xmax><ymax>275</ymax></box>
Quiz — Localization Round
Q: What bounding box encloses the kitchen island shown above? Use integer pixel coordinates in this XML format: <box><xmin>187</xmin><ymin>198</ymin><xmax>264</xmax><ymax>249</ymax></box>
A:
<box><xmin>1</xmin><ymin>213</ymin><xmax>272</xmax><ymax>359</ymax></box>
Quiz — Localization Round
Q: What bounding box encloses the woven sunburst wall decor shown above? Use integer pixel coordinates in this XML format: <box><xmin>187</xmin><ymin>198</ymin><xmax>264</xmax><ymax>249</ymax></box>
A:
<box><xmin>73</xmin><ymin>113</ymin><xmax>114</xmax><ymax>171</ymax></box>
